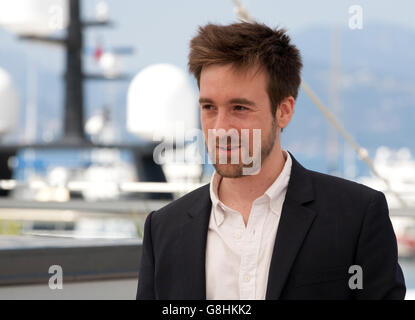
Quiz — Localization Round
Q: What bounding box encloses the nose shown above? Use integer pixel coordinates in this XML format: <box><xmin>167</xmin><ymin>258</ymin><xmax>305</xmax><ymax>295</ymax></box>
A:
<box><xmin>213</xmin><ymin>109</ymin><xmax>232</xmax><ymax>132</ymax></box>
<box><xmin>210</xmin><ymin>110</ymin><xmax>240</xmax><ymax>146</ymax></box>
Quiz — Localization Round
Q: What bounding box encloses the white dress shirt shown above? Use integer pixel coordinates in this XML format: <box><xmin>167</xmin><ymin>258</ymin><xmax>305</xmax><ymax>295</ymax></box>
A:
<box><xmin>205</xmin><ymin>150</ymin><xmax>292</xmax><ymax>300</ymax></box>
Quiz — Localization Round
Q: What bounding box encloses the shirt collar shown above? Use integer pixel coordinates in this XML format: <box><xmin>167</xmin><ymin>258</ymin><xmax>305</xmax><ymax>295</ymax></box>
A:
<box><xmin>209</xmin><ymin>150</ymin><xmax>292</xmax><ymax>225</ymax></box>
<box><xmin>209</xmin><ymin>171</ymin><xmax>225</xmax><ymax>226</ymax></box>
<box><xmin>265</xmin><ymin>150</ymin><xmax>292</xmax><ymax>215</ymax></box>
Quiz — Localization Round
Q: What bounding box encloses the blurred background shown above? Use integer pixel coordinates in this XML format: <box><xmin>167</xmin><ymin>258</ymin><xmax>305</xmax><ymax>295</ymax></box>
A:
<box><xmin>0</xmin><ymin>0</ymin><xmax>414</xmax><ymax>299</ymax></box>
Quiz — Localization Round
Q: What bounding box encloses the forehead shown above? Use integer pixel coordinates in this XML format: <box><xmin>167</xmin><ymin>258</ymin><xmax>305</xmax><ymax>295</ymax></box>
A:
<box><xmin>199</xmin><ymin>64</ymin><xmax>269</xmax><ymax>100</ymax></box>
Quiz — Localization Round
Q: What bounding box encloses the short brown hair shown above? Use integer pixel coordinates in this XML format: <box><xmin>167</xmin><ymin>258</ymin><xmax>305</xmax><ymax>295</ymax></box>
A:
<box><xmin>188</xmin><ymin>22</ymin><xmax>302</xmax><ymax>117</ymax></box>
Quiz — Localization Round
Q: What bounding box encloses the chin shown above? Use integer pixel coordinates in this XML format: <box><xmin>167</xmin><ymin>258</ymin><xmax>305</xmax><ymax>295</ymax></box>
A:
<box><xmin>213</xmin><ymin>164</ymin><xmax>244</xmax><ymax>178</ymax></box>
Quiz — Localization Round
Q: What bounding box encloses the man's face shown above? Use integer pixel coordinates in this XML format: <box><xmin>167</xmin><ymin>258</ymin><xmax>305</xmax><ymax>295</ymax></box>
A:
<box><xmin>199</xmin><ymin>64</ymin><xmax>278</xmax><ymax>178</ymax></box>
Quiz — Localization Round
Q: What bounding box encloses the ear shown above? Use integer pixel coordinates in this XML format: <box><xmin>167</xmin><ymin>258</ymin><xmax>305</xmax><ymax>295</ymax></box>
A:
<box><xmin>276</xmin><ymin>96</ymin><xmax>295</xmax><ymax>129</ymax></box>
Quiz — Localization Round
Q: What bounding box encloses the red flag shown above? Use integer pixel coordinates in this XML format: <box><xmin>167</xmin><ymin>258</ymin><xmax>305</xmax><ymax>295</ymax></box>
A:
<box><xmin>94</xmin><ymin>45</ymin><xmax>103</xmax><ymax>62</ymax></box>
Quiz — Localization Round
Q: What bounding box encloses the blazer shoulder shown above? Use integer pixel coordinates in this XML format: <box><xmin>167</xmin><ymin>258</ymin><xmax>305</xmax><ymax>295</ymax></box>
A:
<box><xmin>306</xmin><ymin>168</ymin><xmax>382</xmax><ymax>201</ymax></box>
<box><xmin>151</xmin><ymin>183</ymin><xmax>210</xmax><ymax>221</ymax></box>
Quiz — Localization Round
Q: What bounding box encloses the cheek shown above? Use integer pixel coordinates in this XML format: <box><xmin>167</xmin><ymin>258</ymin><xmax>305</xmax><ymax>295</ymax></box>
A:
<box><xmin>200</xmin><ymin>113</ymin><xmax>213</xmax><ymax>128</ymax></box>
<box><xmin>201</xmin><ymin>119</ymin><xmax>212</xmax><ymax>140</ymax></box>
<box><xmin>201</xmin><ymin>121</ymin><xmax>213</xmax><ymax>147</ymax></box>
<box><xmin>247</xmin><ymin>121</ymin><xmax>273</xmax><ymax>148</ymax></box>
<box><xmin>239</xmin><ymin>129</ymin><xmax>256</xmax><ymax>150</ymax></box>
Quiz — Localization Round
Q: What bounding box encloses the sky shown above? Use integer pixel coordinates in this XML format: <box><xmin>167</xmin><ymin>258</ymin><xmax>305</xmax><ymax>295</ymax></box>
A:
<box><xmin>6</xmin><ymin>0</ymin><xmax>413</xmax><ymax>75</ymax></box>
<box><xmin>79</xmin><ymin>0</ymin><xmax>415</xmax><ymax>72</ymax></box>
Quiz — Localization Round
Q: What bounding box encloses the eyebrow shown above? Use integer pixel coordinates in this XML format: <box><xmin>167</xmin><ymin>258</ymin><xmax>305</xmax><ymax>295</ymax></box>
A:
<box><xmin>199</xmin><ymin>97</ymin><xmax>214</xmax><ymax>104</ymax></box>
<box><xmin>199</xmin><ymin>97</ymin><xmax>256</xmax><ymax>106</ymax></box>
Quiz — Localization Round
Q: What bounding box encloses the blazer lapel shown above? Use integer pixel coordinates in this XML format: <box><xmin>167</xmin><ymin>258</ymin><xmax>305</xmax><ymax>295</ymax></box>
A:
<box><xmin>266</xmin><ymin>152</ymin><xmax>316</xmax><ymax>299</ymax></box>
<box><xmin>178</xmin><ymin>184</ymin><xmax>212</xmax><ymax>299</ymax></box>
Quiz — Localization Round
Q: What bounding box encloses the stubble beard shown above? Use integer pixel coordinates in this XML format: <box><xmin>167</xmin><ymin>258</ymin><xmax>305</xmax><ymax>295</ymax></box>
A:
<box><xmin>212</xmin><ymin>119</ymin><xmax>278</xmax><ymax>178</ymax></box>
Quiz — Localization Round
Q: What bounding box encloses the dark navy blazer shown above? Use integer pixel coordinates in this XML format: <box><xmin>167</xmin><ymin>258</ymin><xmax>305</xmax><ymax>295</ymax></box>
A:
<box><xmin>136</xmin><ymin>152</ymin><xmax>406</xmax><ymax>300</ymax></box>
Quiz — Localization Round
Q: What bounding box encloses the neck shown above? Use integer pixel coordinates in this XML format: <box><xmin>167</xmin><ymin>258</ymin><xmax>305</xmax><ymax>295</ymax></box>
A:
<box><xmin>218</xmin><ymin>146</ymin><xmax>287</xmax><ymax>205</ymax></box>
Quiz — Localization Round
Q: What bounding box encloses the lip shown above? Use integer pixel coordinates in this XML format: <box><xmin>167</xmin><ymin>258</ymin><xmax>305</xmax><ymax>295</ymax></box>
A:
<box><xmin>216</xmin><ymin>146</ymin><xmax>240</xmax><ymax>155</ymax></box>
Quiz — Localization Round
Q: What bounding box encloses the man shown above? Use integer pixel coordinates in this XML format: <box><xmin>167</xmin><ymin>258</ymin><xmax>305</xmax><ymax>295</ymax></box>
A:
<box><xmin>136</xmin><ymin>22</ymin><xmax>406</xmax><ymax>300</ymax></box>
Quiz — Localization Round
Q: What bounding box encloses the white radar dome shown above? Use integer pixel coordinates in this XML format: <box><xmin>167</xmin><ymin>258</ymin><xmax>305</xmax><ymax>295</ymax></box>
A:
<box><xmin>127</xmin><ymin>63</ymin><xmax>198</xmax><ymax>142</ymax></box>
<box><xmin>0</xmin><ymin>68</ymin><xmax>19</xmax><ymax>136</ymax></box>
<box><xmin>0</xmin><ymin>0</ymin><xmax>68</xmax><ymax>36</ymax></box>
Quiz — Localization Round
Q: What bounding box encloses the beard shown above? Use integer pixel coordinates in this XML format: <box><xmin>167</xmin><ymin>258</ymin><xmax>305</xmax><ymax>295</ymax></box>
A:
<box><xmin>210</xmin><ymin>119</ymin><xmax>277</xmax><ymax>178</ymax></box>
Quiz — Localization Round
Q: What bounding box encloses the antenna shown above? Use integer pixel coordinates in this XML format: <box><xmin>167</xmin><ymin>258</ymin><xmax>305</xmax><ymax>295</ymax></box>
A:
<box><xmin>0</xmin><ymin>0</ymin><xmax>170</xmax><ymax>199</ymax></box>
<box><xmin>18</xmin><ymin>0</ymin><xmax>122</xmax><ymax>144</ymax></box>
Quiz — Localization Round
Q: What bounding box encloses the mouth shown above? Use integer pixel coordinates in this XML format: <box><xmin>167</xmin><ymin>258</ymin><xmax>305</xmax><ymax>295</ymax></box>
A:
<box><xmin>216</xmin><ymin>145</ymin><xmax>240</xmax><ymax>155</ymax></box>
<box><xmin>217</xmin><ymin>145</ymin><xmax>240</xmax><ymax>150</ymax></box>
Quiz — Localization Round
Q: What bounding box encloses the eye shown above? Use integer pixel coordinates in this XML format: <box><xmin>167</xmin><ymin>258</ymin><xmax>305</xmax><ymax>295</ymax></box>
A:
<box><xmin>234</xmin><ymin>105</ymin><xmax>248</xmax><ymax>111</ymax></box>
<box><xmin>201</xmin><ymin>104</ymin><xmax>215</xmax><ymax>110</ymax></box>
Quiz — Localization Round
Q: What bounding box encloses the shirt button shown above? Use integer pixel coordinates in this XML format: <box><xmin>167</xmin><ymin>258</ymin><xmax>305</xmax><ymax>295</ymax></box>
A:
<box><xmin>243</xmin><ymin>275</ymin><xmax>251</xmax><ymax>282</ymax></box>
<box><xmin>235</xmin><ymin>233</ymin><xmax>241</xmax><ymax>239</ymax></box>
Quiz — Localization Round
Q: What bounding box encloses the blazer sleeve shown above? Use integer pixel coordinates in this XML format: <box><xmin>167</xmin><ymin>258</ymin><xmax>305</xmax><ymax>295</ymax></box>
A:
<box><xmin>136</xmin><ymin>211</ymin><xmax>156</xmax><ymax>300</ymax></box>
<box><xmin>354</xmin><ymin>191</ymin><xmax>406</xmax><ymax>299</ymax></box>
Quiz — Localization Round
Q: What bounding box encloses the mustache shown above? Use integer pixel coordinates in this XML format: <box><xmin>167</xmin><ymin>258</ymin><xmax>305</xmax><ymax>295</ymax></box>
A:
<box><xmin>206</xmin><ymin>128</ymin><xmax>259</xmax><ymax>150</ymax></box>
<box><xmin>209</xmin><ymin>139</ymin><xmax>244</xmax><ymax>149</ymax></box>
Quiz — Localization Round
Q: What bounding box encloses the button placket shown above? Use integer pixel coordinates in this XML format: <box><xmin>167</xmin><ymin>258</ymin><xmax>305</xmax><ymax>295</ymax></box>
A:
<box><xmin>239</xmin><ymin>234</ymin><xmax>257</xmax><ymax>299</ymax></box>
<box><xmin>244</xmin><ymin>202</ymin><xmax>267</xmax><ymax>299</ymax></box>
